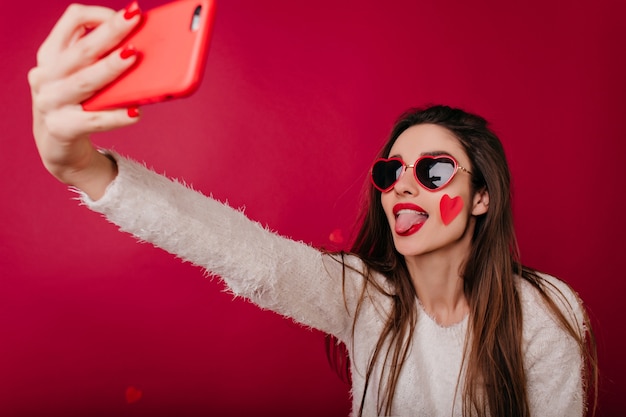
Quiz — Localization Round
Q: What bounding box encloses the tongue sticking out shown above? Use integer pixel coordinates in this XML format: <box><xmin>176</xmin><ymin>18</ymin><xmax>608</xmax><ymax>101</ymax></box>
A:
<box><xmin>395</xmin><ymin>210</ymin><xmax>428</xmax><ymax>235</ymax></box>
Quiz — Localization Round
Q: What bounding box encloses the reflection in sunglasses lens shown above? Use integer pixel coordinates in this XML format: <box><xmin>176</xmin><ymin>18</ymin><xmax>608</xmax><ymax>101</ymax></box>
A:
<box><xmin>416</xmin><ymin>159</ymin><xmax>455</xmax><ymax>189</ymax></box>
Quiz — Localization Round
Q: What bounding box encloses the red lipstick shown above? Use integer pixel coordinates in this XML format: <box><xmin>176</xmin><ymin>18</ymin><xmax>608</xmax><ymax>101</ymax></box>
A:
<box><xmin>392</xmin><ymin>203</ymin><xmax>429</xmax><ymax>236</ymax></box>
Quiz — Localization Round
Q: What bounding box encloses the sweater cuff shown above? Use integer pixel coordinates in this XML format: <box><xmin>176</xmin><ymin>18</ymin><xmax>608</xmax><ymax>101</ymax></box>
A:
<box><xmin>75</xmin><ymin>150</ymin><xmax>129</xmax><ymax>211</ymax></box>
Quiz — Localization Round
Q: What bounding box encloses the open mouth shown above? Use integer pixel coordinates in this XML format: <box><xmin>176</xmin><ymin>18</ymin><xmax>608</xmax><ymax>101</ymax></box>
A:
<box><xmin>393</xmin><ymin>204</ymin><xmax>429</xmax><ymax>236</ymax></box>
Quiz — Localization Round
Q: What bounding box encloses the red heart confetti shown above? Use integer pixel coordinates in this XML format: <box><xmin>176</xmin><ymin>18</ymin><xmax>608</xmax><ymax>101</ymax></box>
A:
<box><xmin>125</xmin><ymin>386</ymin><xmax>143</xmax><ymax>404</ymax></box>
<box><xmin>439</xmin><ymin>194</ymin><xmax>463</xmax><ymax>226</ymax></box>
<box><xmin>329</xmin><ymin>228</ymin><xmax>344</xmax><ymax>244</ymax></box>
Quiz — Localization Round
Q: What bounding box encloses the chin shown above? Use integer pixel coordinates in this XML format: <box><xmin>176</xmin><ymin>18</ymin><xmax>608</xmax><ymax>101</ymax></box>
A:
<box><xmin>392</xmin><ymin>241</ymin><xmax>427</xmax><ymax>257</ymax></box>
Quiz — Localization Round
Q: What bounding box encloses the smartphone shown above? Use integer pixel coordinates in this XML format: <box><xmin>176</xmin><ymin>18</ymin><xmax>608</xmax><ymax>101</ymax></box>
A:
<box><xmin>82</xmin><ymin>0</ymin><xmax>216</xmax><ymax>111</ymax></box>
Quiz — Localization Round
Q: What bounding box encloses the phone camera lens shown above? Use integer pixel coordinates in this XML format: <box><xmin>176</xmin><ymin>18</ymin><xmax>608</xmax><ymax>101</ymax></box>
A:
<box><xmin>191</xmin><ymin>6</ymin><xmax>202</xmax><ymax>32</ymax></box>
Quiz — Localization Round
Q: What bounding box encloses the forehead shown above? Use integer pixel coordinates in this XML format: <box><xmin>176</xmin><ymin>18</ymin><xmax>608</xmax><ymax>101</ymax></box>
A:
<box><xmin>389</xmin><ymin>124</ymin><xmax>468</xmax><ymax>163</ymax></box>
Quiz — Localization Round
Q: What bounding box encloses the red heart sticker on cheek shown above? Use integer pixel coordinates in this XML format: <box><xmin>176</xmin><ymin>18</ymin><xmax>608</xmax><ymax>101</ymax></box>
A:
<box><xmin>440</xmin><ymin>194</ymin><xmax>464</xmax><ymax>226</ymax></box>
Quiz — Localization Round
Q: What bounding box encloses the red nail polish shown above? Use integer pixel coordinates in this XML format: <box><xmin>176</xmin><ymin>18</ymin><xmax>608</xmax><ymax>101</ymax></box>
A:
<box><xmin>120</xmin><ymin>45</ymin><xmax>137</xmax><ymax>59</ymax></box>
<box><xmin>127</xmin><ymin>106</ymin><xmax>140</xmax><ymax>118</ymax></box>
<box><xmin>124</xmin><ymin>1</ymin><xmax>141</xmax><ymax>20</ymax></box>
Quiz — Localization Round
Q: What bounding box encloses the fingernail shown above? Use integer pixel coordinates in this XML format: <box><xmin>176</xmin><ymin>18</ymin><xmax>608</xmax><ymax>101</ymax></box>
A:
<box><xmin>120</xmin><ymin>45</ymin><xmax>137</xmax><ymax>59</ymax></box>
<box><xmin>127</xmin><ymin>106</ymin><xmax>140</xmax><ymax>118</ymax></box>
<box><xmin>124</xmin><ymin>1</ymin><xmax>141</xmax><ymax>20</ymax></box>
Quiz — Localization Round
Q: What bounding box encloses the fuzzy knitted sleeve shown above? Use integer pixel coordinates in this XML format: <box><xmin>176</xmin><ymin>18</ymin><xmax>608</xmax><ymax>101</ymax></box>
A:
<box><xmin>80</xmin><ymin>153</ymin><xmax>366</xmax><ymax>341</ymax></box>
<box><xmin>520</xmin><ymin>274</ymin><xmax>587</xmax><ymax>417</ymax></box>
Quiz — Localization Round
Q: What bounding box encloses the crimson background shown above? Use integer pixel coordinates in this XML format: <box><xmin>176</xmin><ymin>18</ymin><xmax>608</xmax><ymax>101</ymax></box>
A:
<box><xmin>1</xmin><ymin>0</ymin><xmax>625</xmax><ymax>416</ymax></box>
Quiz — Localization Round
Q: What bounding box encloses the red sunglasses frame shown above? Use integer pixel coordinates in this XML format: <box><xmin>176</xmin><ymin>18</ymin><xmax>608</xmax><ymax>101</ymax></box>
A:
<box><xmin>370</xmin><ymin>154</ymin><xmax>472</xmax><ymax>193</ymax></box>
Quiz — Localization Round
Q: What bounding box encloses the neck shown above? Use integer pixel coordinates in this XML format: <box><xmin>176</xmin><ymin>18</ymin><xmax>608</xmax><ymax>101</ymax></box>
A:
<box><xmin>405</xmin><ymin>240</ymin><xmax>471</xmax><ymax>326</ymax></box>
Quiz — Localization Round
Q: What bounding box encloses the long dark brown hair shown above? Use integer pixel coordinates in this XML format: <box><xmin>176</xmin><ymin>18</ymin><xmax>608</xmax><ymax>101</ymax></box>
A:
<box><xmin>327</xmin><ymin>105</ymin><xmax>597</xmax><ymax>416</ymax></box>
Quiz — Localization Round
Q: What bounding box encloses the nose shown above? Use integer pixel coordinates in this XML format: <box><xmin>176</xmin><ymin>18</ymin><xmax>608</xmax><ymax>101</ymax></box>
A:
<box><xmin>393</xmin><ymin>165</ymin><xmax>420</xmax><ymax>195</ymax></box>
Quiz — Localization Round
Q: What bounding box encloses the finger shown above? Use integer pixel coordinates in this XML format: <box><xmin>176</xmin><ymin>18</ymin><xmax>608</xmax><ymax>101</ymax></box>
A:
<box><xmin>39</xmin><ymin>3</ymin><xmax>142</xmax><ymax>80</ymax></box>
<box><xmin>37</xmin><ymin>4</ymin><xmax>116</xmax><ymax>66</ymax></box>
<box><xmin>27</xmin><ymin>65</ymin><xmax>45</xmax><ymax>97</ymax></box>
<box><xmin>44</xmin><ymin>105</ymin><xmax>141</xmax><ymax>141</ymax></box>
<box><xmin>33</xmin><ymin>46</ymin><xmax>139</xmax><ymax>111</ymax></box>
<box><xmin>56</xmin><ymin>5</ymin><xmax>142</xmax><ymax>78</ymax></box>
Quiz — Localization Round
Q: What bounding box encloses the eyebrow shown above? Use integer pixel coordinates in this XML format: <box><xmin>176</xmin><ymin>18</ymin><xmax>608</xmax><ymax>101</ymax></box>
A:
<box><xmin>388</xmin><ymin>150</ymin><xmax>453</xmax><ymax>159</ymax></box>
<box><xmin>420</xmin><ymin>150</ymin><xmax>452</xmax><ymax>157</ymax></box>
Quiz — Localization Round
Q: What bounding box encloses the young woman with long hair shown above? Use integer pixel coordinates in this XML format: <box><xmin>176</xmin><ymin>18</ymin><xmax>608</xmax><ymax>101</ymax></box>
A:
<box><xmin>333</xmin><ymin>106</ymin><xmax>598</xmax><ymax>416</ymax></box>
<box><xmin>28</xmin><ymin>3</ymin><xmax>597</xmax><ymax>416</ymax></box>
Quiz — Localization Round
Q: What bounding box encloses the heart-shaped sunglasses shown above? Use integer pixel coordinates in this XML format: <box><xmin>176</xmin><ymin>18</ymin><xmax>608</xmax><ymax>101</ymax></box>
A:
<box><xmin>370</xmin><ymin>155</ymin><xmax>472</xmax><ymax>192</ymax></box>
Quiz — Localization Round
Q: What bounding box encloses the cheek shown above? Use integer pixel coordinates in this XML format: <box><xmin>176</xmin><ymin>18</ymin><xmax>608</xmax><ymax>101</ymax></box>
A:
<box><xmin>439</xmin><ymin>194</ymin><xmax>464</xmax><ymax>225</ymax></box>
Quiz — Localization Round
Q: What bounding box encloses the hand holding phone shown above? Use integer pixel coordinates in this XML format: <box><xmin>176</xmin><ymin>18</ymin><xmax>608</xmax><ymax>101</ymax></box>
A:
<box><xmin>82</xmin><ymin>0</ymin><xmax>216</xmax><ymax>111</ymax></box>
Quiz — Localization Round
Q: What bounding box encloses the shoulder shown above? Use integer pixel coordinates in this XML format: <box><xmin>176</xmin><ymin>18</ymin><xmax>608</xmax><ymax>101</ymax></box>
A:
<box><xmin>517</xmin><ymin>273</ymin><xmax>587</xmax><ymax>364</ymax></box>
<box><xmin>516</xmin><ymin>273</ymin><xmax>587</xmax><ymax>415</ymax></box>
<box><xmin>321</xmin><ymin>252</ymin><xmax>396</xmax><ymax>322</ymax></box>
<box><xmin>517</xmin><ymin>272</ymin><xmax>585</xmax><ymax>329</ymax></box>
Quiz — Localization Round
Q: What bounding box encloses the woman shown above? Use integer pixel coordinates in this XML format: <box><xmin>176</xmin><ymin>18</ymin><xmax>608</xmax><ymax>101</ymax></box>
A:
<box><xmin>28</xmin><ymin>3</ymin><xmax>597</xmax><ymax>416</ymax></box>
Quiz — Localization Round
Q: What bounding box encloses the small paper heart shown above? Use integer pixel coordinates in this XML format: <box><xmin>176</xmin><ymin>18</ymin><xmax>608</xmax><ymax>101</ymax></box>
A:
<box><xmin>329</xmin><ymin>228</ymin><xmax>344</xmax><ymax>244</ymax></box>
<box><xmin>440</xmin><ymin>194</ymin><xmax>464</xmax><ymax>226</ymax></box>
<box><xmin>125</xmin><ymin>386</ymin><xmax>143</xmax><ymax>404</ymax></box>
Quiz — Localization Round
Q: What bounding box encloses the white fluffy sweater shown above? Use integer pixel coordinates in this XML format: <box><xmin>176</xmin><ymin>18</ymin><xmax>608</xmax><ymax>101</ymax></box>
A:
<box><xmin>81</xmin><ymin>154</ymin><xmax>585</xmax><ymax>417</ymax></box>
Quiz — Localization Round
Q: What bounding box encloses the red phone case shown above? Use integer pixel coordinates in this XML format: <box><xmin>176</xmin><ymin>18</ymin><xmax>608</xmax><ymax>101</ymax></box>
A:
<box><xmin>82</xmin><ymin>0</ymin><xmax>216</xmax><ymax>111</ymax></box>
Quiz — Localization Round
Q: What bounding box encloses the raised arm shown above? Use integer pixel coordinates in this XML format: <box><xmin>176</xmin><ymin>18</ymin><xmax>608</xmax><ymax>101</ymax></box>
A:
<box><xmin>28</xmin><ymin>3</ymin><xmax>373</xmax><ymax>341</ymax></box>
<box><xmin>28</xmin><ymin>2</ymin><xmax>143</xmax><ymax>200</ymax></box>
<box><xmin>80</xmin><ymin>152</ymin><xmax>367</xmax><ymax>340</ymax></box>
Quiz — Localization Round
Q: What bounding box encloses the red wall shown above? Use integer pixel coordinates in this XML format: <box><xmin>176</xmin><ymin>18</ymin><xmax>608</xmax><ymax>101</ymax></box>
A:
<box><xmin>1</xmin><ymin>0</ymin><xmax>624</xmax><ymax>416</ymax></box>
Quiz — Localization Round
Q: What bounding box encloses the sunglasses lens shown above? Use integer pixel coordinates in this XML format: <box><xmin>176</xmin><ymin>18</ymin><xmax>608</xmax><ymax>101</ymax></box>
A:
<box><xmin>372</xmin><ymin>159</ymin><xmax>403</xmax><ymax>191</ymax></box>
<box><xmin>415</xmin><ymin>157</ymin><xmax>456</xmax><ymax>190</ymax></box>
